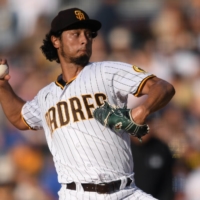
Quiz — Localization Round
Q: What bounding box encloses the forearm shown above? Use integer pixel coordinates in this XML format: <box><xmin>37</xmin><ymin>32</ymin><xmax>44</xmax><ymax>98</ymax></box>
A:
<box><xmin>0</xmin><ymin>80</ymin><xmax>28</xmax><ymax>130</ymax></box>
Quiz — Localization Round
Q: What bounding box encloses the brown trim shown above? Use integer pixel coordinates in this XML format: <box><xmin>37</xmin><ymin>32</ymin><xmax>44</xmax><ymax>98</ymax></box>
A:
<box><xmin>55</xmin><ymin>74</ymin><xmax>77</xmax><ymax>89</ymax></box>
<box><xmin>21</xmin><ymin>116</ymin><xmax>36</xmax><ymax>130</ymax></box>
<box><xmin>55</xmin><ymin>74</ymin><xmax>65</xmax><ymax>89</ymax></box>
<box><xmin>55</xmin><ymin>80</ymin><xmax>64</xmax><ymax>89</ymax></box>
<box><xmin>134</xmin><ymin>75</ymin><xmax>155</xmax><ymax>97</ymax></box>
<box><xmin>66</xmin><ymin>76</ymin><xmax>77</xmax><ymax>85</ymax></box>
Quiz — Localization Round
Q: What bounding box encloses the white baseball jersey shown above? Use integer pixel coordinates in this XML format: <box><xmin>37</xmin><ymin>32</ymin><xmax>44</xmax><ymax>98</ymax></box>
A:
<box><xmin>21</xmin><ymin>61</ymin><xmax>156</xmax><ymax>199</ymax></box>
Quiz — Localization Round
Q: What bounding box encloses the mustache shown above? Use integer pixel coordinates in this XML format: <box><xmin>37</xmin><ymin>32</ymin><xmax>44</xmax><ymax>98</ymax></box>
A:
<box><xmin>78</xmin><ymin>48</ymin><xmax>90</xmax><ymax>52</ymax></box>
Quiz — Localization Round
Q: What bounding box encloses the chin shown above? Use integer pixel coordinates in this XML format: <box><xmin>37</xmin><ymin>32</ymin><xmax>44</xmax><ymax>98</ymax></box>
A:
<box><xmin>71</xmin><ymin>54</ymin><xmax>90</xmax><ymax>66</ymax></box>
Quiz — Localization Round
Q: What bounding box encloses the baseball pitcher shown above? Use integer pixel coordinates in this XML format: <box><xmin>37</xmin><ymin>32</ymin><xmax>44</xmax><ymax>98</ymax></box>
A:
<box><xmin>0</xmin><ymin>8</ymin><xmax>175</xmax><ymax>200</ymax></box>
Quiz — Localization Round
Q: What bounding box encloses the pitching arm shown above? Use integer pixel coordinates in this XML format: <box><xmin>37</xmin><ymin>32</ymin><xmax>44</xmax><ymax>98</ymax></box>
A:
<box><xmin>0</xmin><ymin>59</ymin><xmax>29</xmax><ymax>130</ymax></box>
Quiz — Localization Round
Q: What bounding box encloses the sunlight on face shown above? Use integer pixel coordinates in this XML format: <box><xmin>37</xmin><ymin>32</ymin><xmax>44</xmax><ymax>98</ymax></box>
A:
<box><xmin>59</xmin><ymin>29</ymin><xmax>93</xmax><ymax>65</ymax></box>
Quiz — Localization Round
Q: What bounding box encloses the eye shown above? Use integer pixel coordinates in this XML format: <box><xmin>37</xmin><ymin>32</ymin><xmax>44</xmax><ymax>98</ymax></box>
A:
<box><xmin>70</xmin><ymin>31</ymin><xmax>79</xmax><ymax>37</ymax></box>
<box><xmin>73</xmin><ymin>32</ymin><xmax>79</xmax><ymax>37</ymax></box>
<box><xmin>86</xmin><ymin>32</ymin><xmax>93</xmax><ymax>39</ymax></box>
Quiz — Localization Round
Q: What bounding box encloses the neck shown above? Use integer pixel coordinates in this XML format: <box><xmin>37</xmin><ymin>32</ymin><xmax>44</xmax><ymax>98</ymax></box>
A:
<box><xmin>60</xmin><ymin>62</ymin><xmax>85</xmax><ymax>83</ymax></box>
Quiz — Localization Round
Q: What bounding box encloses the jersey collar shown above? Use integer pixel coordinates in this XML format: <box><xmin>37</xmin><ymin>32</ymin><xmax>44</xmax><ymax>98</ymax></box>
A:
<box><xmin>55</xmin><ymin>74</ymin><xmax>77</xmax><ymax>89</ymax></box>
<box><xmin>55</xmin><ymin>64</ymin><xmax>91</xmax><ymax>89</ymax></box>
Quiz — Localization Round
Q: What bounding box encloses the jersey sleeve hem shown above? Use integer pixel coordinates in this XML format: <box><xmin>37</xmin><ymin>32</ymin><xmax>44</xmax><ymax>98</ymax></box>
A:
<box><xmin>21</xmin><ymin>115</ymin><xmax>37</xmax><ymax>130</ymax></box>
<box><xmin>134</xmin><ymin>75</ymin><xmax>156</xmax><ymax>97</ymax></box>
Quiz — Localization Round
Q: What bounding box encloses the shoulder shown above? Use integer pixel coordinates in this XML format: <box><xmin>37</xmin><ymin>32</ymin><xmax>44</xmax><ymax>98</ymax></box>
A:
<box><xmin>87</xmin><ymin>61</ymin><xmax>150</xmax><ymax>76</ymax></box>
<box><xmin>37</xmin><ymin>82</ymin><xmax>55</xmax><ymax>96</ymax></box>
<box><xmin>91</xmin><ymin>61</ymin><xmax>131</xmax><ymax>66</ymax></box>
<box><xmin>87</xmin><ymin>61</ymin><xmax>132</xmax><ymax>71</ymax></box>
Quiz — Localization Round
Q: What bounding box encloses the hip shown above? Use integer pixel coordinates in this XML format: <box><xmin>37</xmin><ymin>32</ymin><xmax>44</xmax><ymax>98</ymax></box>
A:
<box><xmin>58</xmin><ymin>180</ymin><xmax>158</xmax><ymax>200</ymax></box>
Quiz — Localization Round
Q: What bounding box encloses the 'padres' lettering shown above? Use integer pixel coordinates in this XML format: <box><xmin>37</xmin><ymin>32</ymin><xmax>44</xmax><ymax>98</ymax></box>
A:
<box><xmin>69</xmin><ymin>97</ymin><xmax>86</xmax><ymax>122</ymax></box>
<box><xmin>45</xmin><ymin>112</ymin><xmax>51</xmax><ymax>132</ymax></box>
<box><xmin>48</xmin><ymin>107</ymin><xmax>58</xmax><ymax>132</ymax></box>
<box><xmin>82</xmin><ymin>94</ymin><xmax>94</xmax><ymax>119</ymax></box>
<box><xmin>57</xmin><ymin>101</ymin><xmax>70</xmax><ymax>126</ymax></box>
<box><xmin>45</xmin><ymin>93</ymin><xmax>107</xmax><ymax>134</ymax></box>
<box><xmin>95</xmin><ymin>93</ymin><xmax>107</xmax><ymax>106</ymax></box>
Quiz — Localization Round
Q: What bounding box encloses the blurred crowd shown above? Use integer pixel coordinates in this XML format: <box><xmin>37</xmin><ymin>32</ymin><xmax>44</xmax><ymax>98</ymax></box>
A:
<box><xmin>1</xmin><ymin>0</ymin><xmax>200</xmax><ymax>199</ymax></box>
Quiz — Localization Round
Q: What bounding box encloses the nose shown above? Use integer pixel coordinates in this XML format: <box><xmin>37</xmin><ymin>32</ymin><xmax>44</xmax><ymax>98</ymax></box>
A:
<box><xmin>81</xmin><ymin>35</ymin><xmax>87</xmax><ymax>44</ymax></box>
<box><xmin>79</xmin><ymin>32</ymin><xmax>91</xmax><ymax>44</ymax></box>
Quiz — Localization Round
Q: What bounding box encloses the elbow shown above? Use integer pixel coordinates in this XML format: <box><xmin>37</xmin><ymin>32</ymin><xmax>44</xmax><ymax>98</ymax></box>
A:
<box><xmin>170</xmin><ymin>83</ymin><xmax>176</xmax><ymax>97</ymax></box>
<box><xmin>157</xmin><ymin>78</ymin><xmax>176</xmax><ymax>100</ymax></box>
<box><xmin>155</xmin><ymin>78</ymin><xmax>176</xmax><ymax>99</ymax></box>
<box><xmin>166</xmin><ymin>82</ymin><xmax>176</xmax><ymax>100</ymax></box>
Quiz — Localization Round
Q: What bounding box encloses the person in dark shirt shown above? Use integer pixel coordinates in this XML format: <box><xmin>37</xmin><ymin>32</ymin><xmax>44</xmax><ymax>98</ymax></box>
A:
<box><xmin>131</xmin><ymin>129</ymin><xmax>174</xmax><ymax>200</ymax></box>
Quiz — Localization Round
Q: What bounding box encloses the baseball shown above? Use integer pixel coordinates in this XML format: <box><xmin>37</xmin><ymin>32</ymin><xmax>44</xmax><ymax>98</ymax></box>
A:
<box><xmin>0</xmin><ymin>64</ymin><xmax>9</xmax><ymax>79</ymax></box>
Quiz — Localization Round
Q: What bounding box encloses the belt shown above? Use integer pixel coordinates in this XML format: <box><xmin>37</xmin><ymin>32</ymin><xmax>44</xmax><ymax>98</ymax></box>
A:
<box><xmin>66</xmin><ymin>178</ymin><xmax>132</xmax><ymax>194</ymax></box>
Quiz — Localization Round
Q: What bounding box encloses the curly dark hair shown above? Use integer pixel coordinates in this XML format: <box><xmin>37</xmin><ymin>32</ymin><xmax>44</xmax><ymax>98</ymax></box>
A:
<box><xmin>40</xmin><ymin>25</ymin><xmax>97</xmax><ymax>63</ymax></box>
<box><xmin>40</xmin><ymin>31</ymin><xmax>62</xmax><ymax>63</ymax></box>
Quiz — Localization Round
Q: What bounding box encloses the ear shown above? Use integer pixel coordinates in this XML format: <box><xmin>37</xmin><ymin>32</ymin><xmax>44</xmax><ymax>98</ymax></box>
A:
<box><xmin>51</xmin><ymin>35</ymin><xmax>60</xmax><ymax>48</ymax></box>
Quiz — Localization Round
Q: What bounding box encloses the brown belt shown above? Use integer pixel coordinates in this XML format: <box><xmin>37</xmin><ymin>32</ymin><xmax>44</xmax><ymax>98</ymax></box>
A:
<box><xmin>66</xmin><ymin>178</ymin><xmax>132</xmax><ymax>194</ymax></box>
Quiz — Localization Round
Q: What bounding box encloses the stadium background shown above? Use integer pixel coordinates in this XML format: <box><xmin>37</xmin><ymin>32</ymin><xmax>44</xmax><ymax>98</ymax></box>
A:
<box><xmin>1</xmin><ymin>0</ymin><xmax>200</xmax><ymax>199</ymax></box>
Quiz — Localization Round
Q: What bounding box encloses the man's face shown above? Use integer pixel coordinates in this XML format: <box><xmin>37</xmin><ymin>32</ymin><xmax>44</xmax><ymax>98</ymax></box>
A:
<box><xmin>57</xmin><ymin>28</ymin><xmax>93</xmax><ymax>65</ymax></box>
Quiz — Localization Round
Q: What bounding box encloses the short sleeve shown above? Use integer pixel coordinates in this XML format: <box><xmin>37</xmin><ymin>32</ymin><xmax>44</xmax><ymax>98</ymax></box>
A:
<box><xmin>21</xmin><ymin>95</ymin><xmax>43</xmax><ymax>130</ymax></box>
<box><xmin>104</xmin><ymin>62</ymin><xmax>155</xmax><ymax>105</ymax></box>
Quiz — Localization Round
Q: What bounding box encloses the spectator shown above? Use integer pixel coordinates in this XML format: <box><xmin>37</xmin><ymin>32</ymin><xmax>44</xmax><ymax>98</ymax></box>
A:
<box><xmin>131</xmin><ymin>121</ymin><xmax>175</xmax><ymax>200</ymax></box>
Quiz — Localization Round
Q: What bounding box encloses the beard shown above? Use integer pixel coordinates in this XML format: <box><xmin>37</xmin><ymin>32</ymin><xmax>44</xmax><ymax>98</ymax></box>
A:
<box><xmin>69</xmin><ymin>54</ymin><xmax>90</xmax><ymax>66</ymax></box>
<box><xmin>60</xmin><ymin>45</ymin><xmax>91</xmax><ymax>66</ymax></box>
